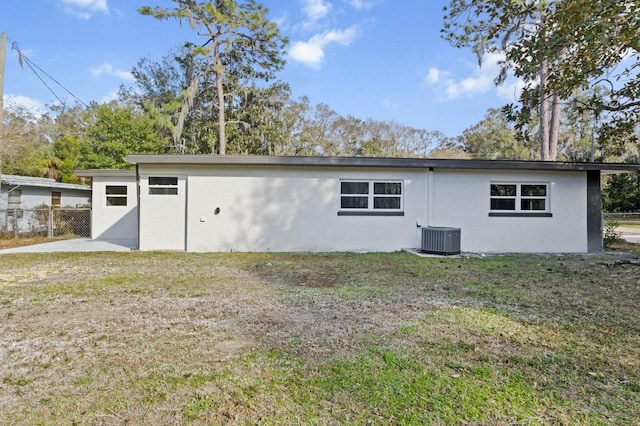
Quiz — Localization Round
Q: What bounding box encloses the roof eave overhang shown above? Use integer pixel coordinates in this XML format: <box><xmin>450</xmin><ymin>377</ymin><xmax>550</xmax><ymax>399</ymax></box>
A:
<box><xmin>124</xmin><ymin>154</ymin><xmax>640</xmax><ymax>173</ymax></box>
<box><xmin>74</xmin><ymin>169</ymin><xmax>137</xmax><ymax>178</ymax></box>
<box><xmin>1</xmin><ymin>175</ymin><xmax>91</xmax><ymax>191</ymax></box>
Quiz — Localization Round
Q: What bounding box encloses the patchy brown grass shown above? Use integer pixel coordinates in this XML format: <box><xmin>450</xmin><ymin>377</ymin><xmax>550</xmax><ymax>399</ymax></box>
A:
<box><xmin>0</xmin><ymin>251</ymin><xmax>639</xmax><ymax>424</ymax></box>
<box><xmin>608</xmin><ymin>239</ymin><xmax>640</xmax><ymax>253</ymax></box>
<box><xmin>0</xmin><ymin>236</ymin><xmax>56</xmax><ymax>250</ymax></box>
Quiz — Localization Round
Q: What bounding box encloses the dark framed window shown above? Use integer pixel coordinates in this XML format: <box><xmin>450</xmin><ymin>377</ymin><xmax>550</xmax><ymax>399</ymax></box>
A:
<box><xmin>490</xmin><ymin>183</ymin><xmax>549</xmax><ymax>215</ymax></box>
<box><xmin>149</xmin><ymin>177</ymin><xmax>178</xmax><ymax>195</ymax></box>
<box><xmin>521</xmin><ymin>184</ymin><xmax>547</xmax><ymax>211</ymax></box>
<box><xmin>7</xmin><ymin>188</ymin><xmax>22</xmax><ymax>217</ymax></box>
<box><xmin>106</xmin><ymin>185</ymin><xmax>128</xmax><ymax>206</ymax></box>
<box><xmin>340</xmin><ymin>181</ymin><xmax>369</xmax><ymax>209</ymax></box>
<box><xmin>340</xmin><ymin>180</ymin><xmax>403</xmax><ymax>214</ymax></box>
<box><xmin>373</xmin><ymin>182</ymin><xmax>402</xmax><ymax>209</ymax></box>
<box><xmin>51</xmin><ymin>191</ymin><xmax>62</xmax><ymax>207</ymax></box>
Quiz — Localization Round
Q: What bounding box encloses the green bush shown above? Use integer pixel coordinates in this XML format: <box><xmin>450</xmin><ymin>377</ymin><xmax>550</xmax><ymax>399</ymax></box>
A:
<box><xmin>603</xmin><ymin>219</ymin><xmax>623</xmax><ymax>247</ymax></box>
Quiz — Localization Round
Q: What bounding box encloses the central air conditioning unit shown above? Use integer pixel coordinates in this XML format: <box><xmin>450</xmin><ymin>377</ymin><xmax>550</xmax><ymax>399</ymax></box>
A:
<box><xmin>421</xmin><ymin>226</ymin><xmax>461</xmax><ymax>255</ymax></box>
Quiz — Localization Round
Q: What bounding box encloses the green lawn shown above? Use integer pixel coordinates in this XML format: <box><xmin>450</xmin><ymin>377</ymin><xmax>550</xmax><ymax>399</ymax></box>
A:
<box><xmin>606</xmin><ymin>215</ymin><xmax>640</xmax><ymax>229</ymax></box>
<box><xmin>619</xmin><ymin>223</ymin><xmax>640</xmax><ymax>229</ymax></box>
<box><xmin>1</xmin><ymin>250</ymin><xmax>639</xmax><ymax>424</ymax></box>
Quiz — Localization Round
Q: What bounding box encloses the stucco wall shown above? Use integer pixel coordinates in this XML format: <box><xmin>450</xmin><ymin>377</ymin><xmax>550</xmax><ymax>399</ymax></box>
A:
<box><xmin>428</xmin><ymin>169</ymin><xmax>588</xmax><ymax>253</ymax></box>
<box><xmin>136</xmin><ymin>165</ymin><xmax>428</xmax><ymax>252</ymax></box>
<box><xmin>23</xmin><ymin>187</ymin><xmax>58</xmax><ymax>209</ymax></box>
<box><xmin>132</xmin><ymin>164</ymin><xmax>592</xmax><ymax>253</ymax></box>
<box><xmin>138</xmin><ymin>173</ymin><xmax>186</xmax><ymax>251</ymax></box>
<box><xmin>0</xmin><ymin>186</ymin><xmax>90</xmax><ymax>209</ymax></box>
<box><xmin>90</xmin><ymin>176</ymin><xmax>138</xmax><ymax>247</ymax></box>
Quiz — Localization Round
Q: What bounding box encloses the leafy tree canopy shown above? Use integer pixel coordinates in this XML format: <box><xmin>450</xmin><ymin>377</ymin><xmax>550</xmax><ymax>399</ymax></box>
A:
<box><xmin>139</xmin><ymin>0</ymin><xmax>288</xmax><ymax>154</ymax></box>
<box><xmin>80</xmin><ymin>102</ymin><xmax>166</xmax><ymax>169</ymax></box>
<box><xmin>458</xmin><ymin>108</ymin><xmax>534</xmax><ymax>160</ymax></box>
<box><xmin>604</xmin><ymin>172</ymin><xmax>640</xmax><ymax>212</ymax></box>
<box><xmin>442</xmin><ymin>0</ymin><xmax>640</xmax><ymax>159</ymax></box>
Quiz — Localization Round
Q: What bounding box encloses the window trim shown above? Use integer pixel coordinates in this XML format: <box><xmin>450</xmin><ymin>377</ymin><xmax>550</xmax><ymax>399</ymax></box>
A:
<box><xmin>488</xmin><ymin>212</ymin><xmax>553</xmax><ymax>218</ymax></box>
<box><xmin>338</xmin><ymin>211</ymin><xmax>404</xmax><ymax>217</ymax></box>
<box><xmin>148</xmin><ymin>176</ymin><xmax>179</xmax><ymax>195</ymax></box>
<box><xmin>339</xmin><ymin>180</ymin><xmax>404</xmax><ymax>216</ymax></box>
<box><xmin>7</xmin><ymin>188</ymin><xmax>23</xmax><ymax>217</ymax></box>
<box><xmin>489</xmin><ymin>182</ymin><xmax>551</xmax><ymax>217</ymax></box>
<box><xmin>105</xmin><ymin>185</ymin><xmax>128</xmax><ymax>207</ymax></box>
<box><xmin>51</xmin><ymin>191</ymin><xmax>62</xmax><ymax>207</ymax></box>
<box><xmin>8</xmin><ymin>188</ymin><xmax>22</xmax><ymax>209</ymax></box>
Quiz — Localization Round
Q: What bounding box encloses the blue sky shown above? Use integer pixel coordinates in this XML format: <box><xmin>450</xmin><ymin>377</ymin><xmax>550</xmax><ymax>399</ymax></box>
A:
<box><xmin>1</xmin><ymin>0</ymin><xmax>522</xmax><ymax>137</ymax></box>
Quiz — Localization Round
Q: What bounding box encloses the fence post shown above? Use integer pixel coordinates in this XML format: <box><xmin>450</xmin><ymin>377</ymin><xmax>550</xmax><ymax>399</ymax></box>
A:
<box><xmin>13</xmin><ymin>208</ymin><xmax>18</xmax><ymax>239</ymax></box>
<box><xmin>48</xmin><ymin>206</ymin><xmax>53</xmax><ymax>238</ymax></box>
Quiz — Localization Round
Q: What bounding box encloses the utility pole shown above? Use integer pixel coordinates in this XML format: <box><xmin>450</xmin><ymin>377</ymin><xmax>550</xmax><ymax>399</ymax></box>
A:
<box><xmin>0</xmin><ymin>32</ymin><xmax>6</xmax><ymax>180</ymax></box>
<box><xmin>0</xmin><ymin>32</ymin><xmax>5</xmax><ymax>120</ymax></box>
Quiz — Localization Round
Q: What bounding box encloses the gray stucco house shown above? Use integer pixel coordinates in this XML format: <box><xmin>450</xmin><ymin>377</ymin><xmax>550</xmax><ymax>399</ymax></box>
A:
<box><xmin>0</xmin><ymin>174</ymin><xmax>91</xmax><ymax>233</ymax></box>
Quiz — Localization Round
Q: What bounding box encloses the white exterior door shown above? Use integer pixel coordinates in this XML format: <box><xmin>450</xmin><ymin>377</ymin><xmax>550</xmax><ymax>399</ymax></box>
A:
<box><xmin>139</xmin><ymin>175</ymin><xmax>187</xmax><ymax>251</ymax></box>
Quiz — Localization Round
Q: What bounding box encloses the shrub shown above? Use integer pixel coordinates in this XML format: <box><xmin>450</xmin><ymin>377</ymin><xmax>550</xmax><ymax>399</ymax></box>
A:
<box><xmin>603</xmin><ymin>219</ymin><xmax>623</xmax><ymax>247</ymax></box>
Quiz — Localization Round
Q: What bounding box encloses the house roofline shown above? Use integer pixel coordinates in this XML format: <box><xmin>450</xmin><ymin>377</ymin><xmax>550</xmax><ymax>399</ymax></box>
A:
<box><xmin>74</xmin><ymin>169</ymin><xmax>137</xmax><ymax>178</ymax></box>
<box><xmin>1</xmin><ymin>174</ymin><xmax>91</xmax><ymax>191</ymax></box>
<box><xmin>123</xmin><ymin>154</ymin><xmax>640</xmax><ymax>173</ymax></box>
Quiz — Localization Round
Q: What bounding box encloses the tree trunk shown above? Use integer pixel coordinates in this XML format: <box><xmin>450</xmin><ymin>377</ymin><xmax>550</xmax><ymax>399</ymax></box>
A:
<box><xmin>212</xmin><ymin>36</ymin><xmax>226</xmax><ymax>156</ymax></box>
<box><xmin>173</xmin><ymin>75</ymin><xmax>200</xmax><ymax>154</ymax></box>
<box><xmin>538</xmin><ymin>60</ymin><xmax>562</xmax><ymax>161</ymax></box>
<box><xmin>548</xmin><ymin>93</ymin><xmax>561</xmax><ymax>161</ymax></box>
<box><xmin>539</xmin><ymin>62</ymin><xmax>551</xmax><ymax>161</ymax></box>
<box><xmin>216</xmin><ymin>68</ymin><xmax>226</xmax><ymax>155</ymax></box>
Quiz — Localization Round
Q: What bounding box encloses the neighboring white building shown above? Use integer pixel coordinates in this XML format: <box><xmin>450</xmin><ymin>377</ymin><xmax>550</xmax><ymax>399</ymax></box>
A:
<box><xmin>0</xmin><ymin>174</ymin><xmax>92</xmax><ymax>233</ymax></box>
<box><xmin>76</xmin><ymin>155</ymin><xmax>640</xmax><ymax>254</ymax></box>
<box><xmin>76</xmin><ymin>169</ymin><xmax>138</xmax><ymax>248</ymax></box>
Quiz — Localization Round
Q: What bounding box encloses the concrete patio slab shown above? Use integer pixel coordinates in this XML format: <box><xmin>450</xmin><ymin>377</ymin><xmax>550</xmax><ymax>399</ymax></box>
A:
<box><xmin>0</xmin><ymin>238</ymin><xmax>134</xmax><ymax>254</ymax></box>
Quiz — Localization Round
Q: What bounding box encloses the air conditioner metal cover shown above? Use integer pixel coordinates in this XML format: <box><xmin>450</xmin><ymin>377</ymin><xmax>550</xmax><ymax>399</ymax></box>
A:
<box><xmin>421</xmin><ymin>226</ymin><xmax>461</xmax><ymax>255</ymax></box>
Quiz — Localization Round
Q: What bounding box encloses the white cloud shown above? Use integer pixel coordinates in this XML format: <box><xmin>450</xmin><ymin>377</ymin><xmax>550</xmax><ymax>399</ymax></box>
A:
<box><xmin>289</xmin><ymin>25</ymin><xmax>360</xmax><ymax>68</ymax></box>
<box><xmin>100</xmin><ymin>90</ymin><xmax>120</xmax><ymax>104</ymax></box>
<box><xmin>443</xmin><ymin>54</ymin><xmax>499</xmax><ymax>99</ymax></box>
<box><xmin>425</xmin><ymin>68</ymin><xmax>442</xmax><ymax>84</ymax></box>
<box><xmin>496</xmin><ymin>79</ymin><xmax>526</xmax><ymax>102</ymax></box>
<box><xmin>58</xmin><ymin>0</ymin><xmax>109</xmax><ymax>20</ymax></box>
<box><xmin>90</xmin><ymin>63</ymin><xmax>134</xmax><ymax>82</ymax></box>
<box><xmin>427</xmin><ymin>52</ymin><xmax>523</xmax><ymax>101</ymax></box>
<box><xmin>301</xmin><ymin>0</ymin><xmax>332</xmax><ymax>27</ymax></box>
<box><xmin>345</xmin><ymin>0</ymin><xmax>374</xmax><ymax>10</ymax></box>
<box><xmin>4</xmin><ymin>95</ymin><xmax>47</xmax><ymax>119</ymax></box>
<box><xmin>289</xmin><ymin>41</ymin><xmax>324</xmax><ymax>68</ymax></box>
<box><xmin>444</xmin><ymin>74</ymin><xmax>493</xmax><ymax>99</ymax></box>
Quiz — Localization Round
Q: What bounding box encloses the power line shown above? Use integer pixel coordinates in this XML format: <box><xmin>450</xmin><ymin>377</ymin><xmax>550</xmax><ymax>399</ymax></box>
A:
<box><xmin>11</xmin><ymin>41</ymin><xmax>89</xmax><ymax>110</ymax></box>
<box><xmin>6</xmin><ymin>37</ymin><xmax>174</xmax><ymax>154</ymax></box>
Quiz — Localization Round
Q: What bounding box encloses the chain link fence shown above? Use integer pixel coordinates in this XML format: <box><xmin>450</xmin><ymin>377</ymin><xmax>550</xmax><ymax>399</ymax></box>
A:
<box><xmin>604</xmin><ymin>212</ymin><xmax>640</xmax><ymax>219</ymax></box>
<box><xmin>0</xmin><ymin>208</ymin><xmax>91</xmax><ymax>239</ymax></box>
<box><xmin>604</xmin><ymin>211</ymin><xmax>640</xmax><ymax>227</ymax></box>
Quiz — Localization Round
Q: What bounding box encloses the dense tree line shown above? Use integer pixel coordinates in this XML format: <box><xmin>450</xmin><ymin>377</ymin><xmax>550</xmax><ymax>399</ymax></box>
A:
<box><xmin>0</xmin><ymin>91</ymin><xmax>456</xmax><ymax>180</ymax></box>
<box><xmin>0</xmin><ymin>0</ymin><xmax>638</xmax><ymax>210</ymax></box>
